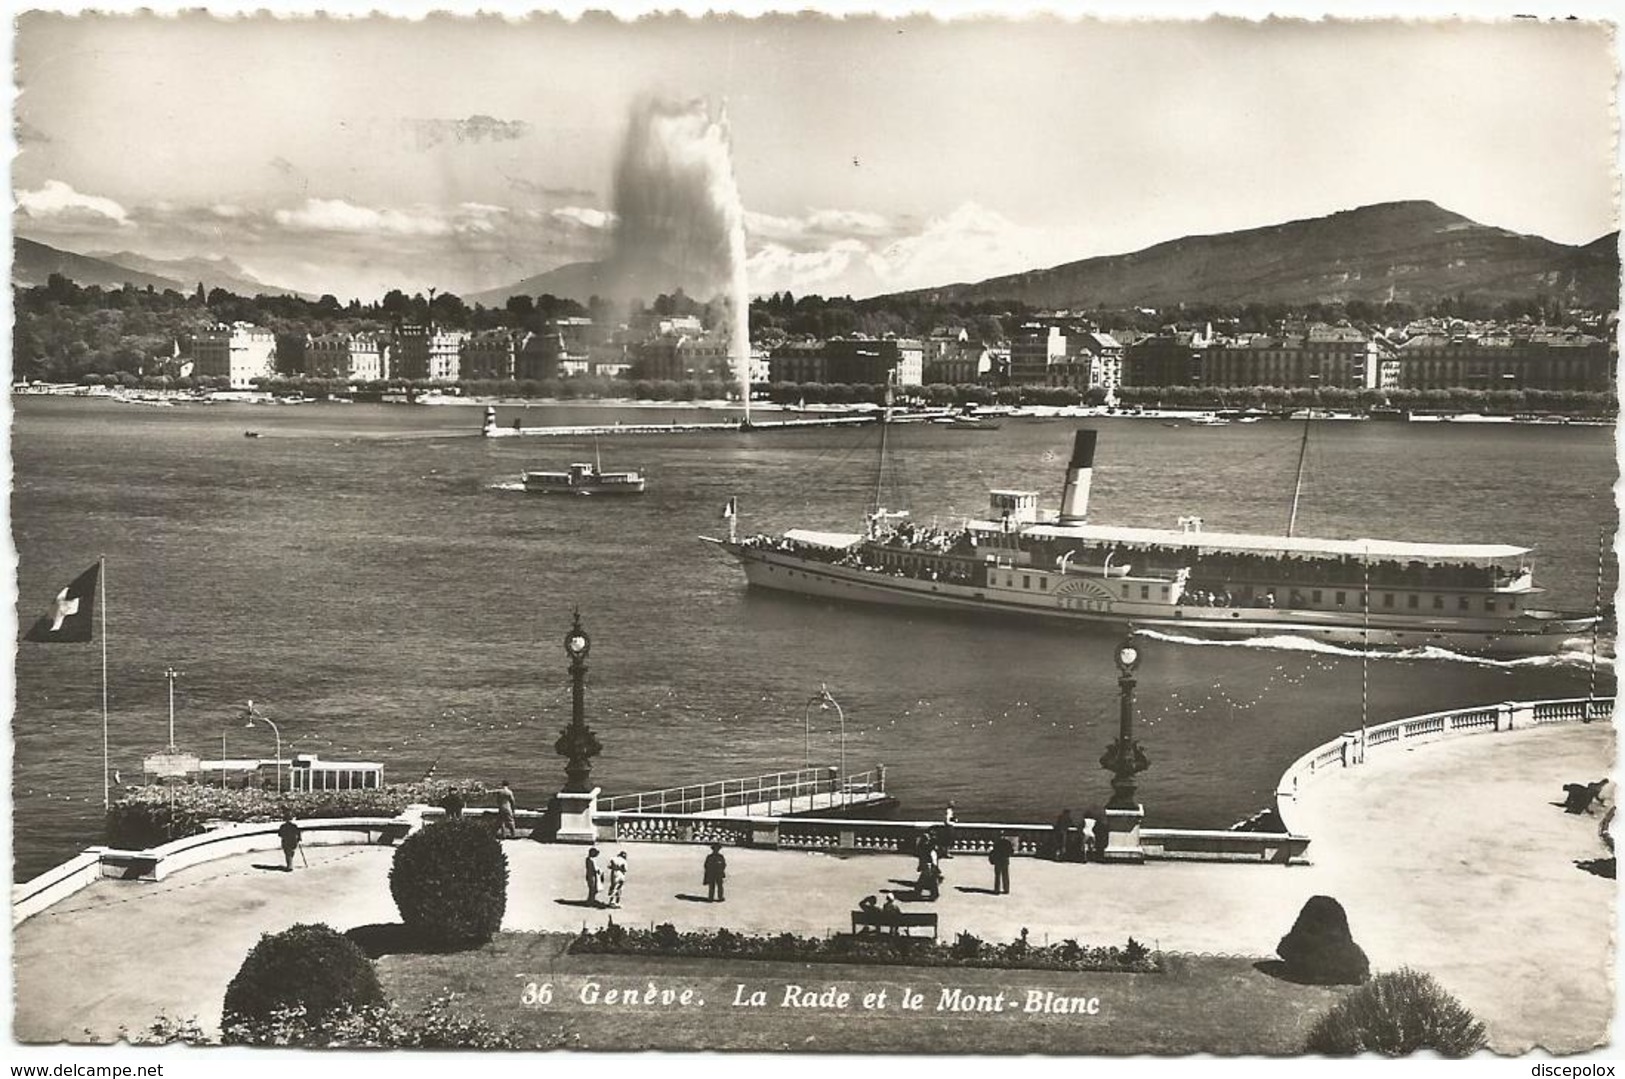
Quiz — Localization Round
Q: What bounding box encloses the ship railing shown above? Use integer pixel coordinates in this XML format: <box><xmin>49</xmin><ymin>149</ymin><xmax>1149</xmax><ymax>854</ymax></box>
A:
<box><xmin>600</xmin><ymin>765</ymin><xmax>887</xmax><ymax>817</ymax></box>
<box><xmin>1275</xmin><ymin>695</ymin><xmax>1614</xmax><ymax>833</ymax></box>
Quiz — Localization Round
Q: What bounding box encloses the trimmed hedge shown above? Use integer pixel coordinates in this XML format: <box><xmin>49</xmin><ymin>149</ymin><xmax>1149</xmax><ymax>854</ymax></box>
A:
<box><xmin>1306</xmin><ymin>968</ymin><xmax>1488</xmax><ymax>1057</ymax></box>
<box><xmin>389</xmin><ymin>818</ymin><xmax>510</xmax><ymax>948</ymax></box>
<box><xmin>570</xmin><ymin>921</ymin><xmax>1161</xmax><ymax>974</ymax></box>
<box><xmin>105</xmin><ymin>779</ymin><xmax>488</xmax><ymax>848</ymax></box>
<box><xmin>1278</xmin><ymin>896</ymin><xmax>1370</xmax><ymax>985</ymax></box>
<box><xmin>222</xmin><ymin>923</ymin><xmax>384</xmax><ymax>1043</ymax></box>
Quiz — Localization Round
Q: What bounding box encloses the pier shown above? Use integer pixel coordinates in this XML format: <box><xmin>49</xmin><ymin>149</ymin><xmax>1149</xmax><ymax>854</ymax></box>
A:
<box><xmin>598</xmin><ymin>765</ymin><xmax>894</xmax><ymax>817</ymax></box>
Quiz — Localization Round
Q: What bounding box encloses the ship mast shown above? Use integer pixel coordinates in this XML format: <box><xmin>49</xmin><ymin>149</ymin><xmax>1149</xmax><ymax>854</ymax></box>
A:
<box><xmin>1286</xmin><ymin>418</ymin><xmax>1310</xmax><ymax>537</ymax></box>
<box><xmin>871</xmin><ymin>382</ymin><xmax>893</xmax><ymax>518</ymax></box>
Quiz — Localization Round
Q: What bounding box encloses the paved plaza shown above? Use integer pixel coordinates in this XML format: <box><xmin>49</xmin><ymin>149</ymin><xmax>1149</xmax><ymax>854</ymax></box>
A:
<box><xmin>12</xmin><ymin>722</ymin><xmax>1616</xmax><ymax>1051</ymax></box>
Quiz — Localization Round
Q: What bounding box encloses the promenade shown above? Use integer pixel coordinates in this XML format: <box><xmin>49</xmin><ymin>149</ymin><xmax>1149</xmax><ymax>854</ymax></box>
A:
<box><xmin>13</xmin><ymin>722</ymin><xmax>1614</xmax><ymax>1051</ymax></box>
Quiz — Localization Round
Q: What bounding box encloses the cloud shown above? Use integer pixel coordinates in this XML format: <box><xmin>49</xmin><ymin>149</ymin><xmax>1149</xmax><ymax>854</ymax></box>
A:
<box><xmin>744</xmin><ymin>201</ymin><xmax>1075</xmax><ymax>298</ymax></box>
<box><xmin>746</xmin><ymin>207</ymin><xmax>898</xmax><ymax>246</ymax></box>
<box><xmin>15</xmin><ymin>180</ymin><xmax>132</xmax><ymax>229</ymax></box>
<box><xmin>405</xmin><ymin>115</ymin><xmax>530</xmax><ymax>151</ymax></box>
<box><xmin>272</xmin><ymin>198</ymin><xmax>457</xmax><ymax>237</ymax></box>
<box><xmin>551</xmin><ymin>206</ymin><xmax>615</xmax><ymax>230</ymax></box>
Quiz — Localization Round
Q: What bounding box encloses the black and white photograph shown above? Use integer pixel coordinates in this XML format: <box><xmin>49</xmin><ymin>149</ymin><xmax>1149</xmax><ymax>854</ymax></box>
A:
<box><xmin>6</xmin><ymin>1</ymin><xmax>1621</xmax><ymax>1066</ymax></box>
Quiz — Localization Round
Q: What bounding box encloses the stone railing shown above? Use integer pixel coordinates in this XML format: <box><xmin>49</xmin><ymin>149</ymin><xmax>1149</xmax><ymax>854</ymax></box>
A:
<box><xmin>1274</xmin><ymin>695</ymin><xmax>1614</xmax><ymax>834</ymax></box>
<box><xmin>11</xmin><ymin>808</ymin><xmax>435</xmax><ymax>927</ymax></box>
<box><xmin>596</xmin><ymin>813</ymin><xmax>1308</xmax><ymax>865</ymax></box>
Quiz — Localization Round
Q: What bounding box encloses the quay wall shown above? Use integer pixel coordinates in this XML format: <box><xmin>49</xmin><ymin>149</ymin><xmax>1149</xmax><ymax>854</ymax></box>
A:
<box><xmin>1274</xmin><ymin>695</ymin><xmax>1614</xmax><ymax>834</ymax></box>
<box><xmin>16</xmin><ymin>695</ymin><xmax>1607</xmax><ymax>925</ymax></box>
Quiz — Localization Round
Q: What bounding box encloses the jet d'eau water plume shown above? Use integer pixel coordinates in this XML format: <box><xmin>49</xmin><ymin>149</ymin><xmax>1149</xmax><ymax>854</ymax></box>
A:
<box><xmin>611</xmin><ymin>96</ymin><xmax>751</xmax><ymax>419</ymax></box>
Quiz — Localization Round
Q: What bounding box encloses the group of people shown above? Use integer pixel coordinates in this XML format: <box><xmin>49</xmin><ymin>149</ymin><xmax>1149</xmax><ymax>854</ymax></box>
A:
<box><xmin>583</xmin><ymin>847</ymin><xmax>631</xmax><ymax>908</ymax></box>
<box><xmin>581</xmin><ymin>842</ymin><xmax>728</xmax><ymax>907</ymax></box>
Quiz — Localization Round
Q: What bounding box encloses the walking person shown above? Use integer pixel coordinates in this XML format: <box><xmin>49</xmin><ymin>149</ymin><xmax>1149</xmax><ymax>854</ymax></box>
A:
<box><xmin>1052</xmin><ymin>808</ymin><xmax>1073</xmax><ymax>862</ymax></box>
<box><xmin>584</xmin><ymin>847</ymin><xmax>605</xmax><ymax>906</ymax></box>
<box><xmin>940</xmin><ymin>802</ymin><xmax>957</xmax><ymax>858</ymax></box>
<box><xmin>495</xmin><ymin>780</ymin><xmax>517</xmax><ymax>840</ymax></box>
<box><xmin>990</xmin><ymin>834</ymin><xmax>1015</xmax><ymax>895</ymax></box>
<box><xmin>278</xmin><ymin>815</ymin><xmax>302</xmax><ymax>872</ymax></box>
<box><xmin>606</xmin><ymin>850</ymin><xmax>628</xmax><ymax>908</ymax></box>
<box><xmin>918</xmin><ymin>843</ymin><xmax>942</xmax><ymax>900</ymax></box>
<box><xmin>703</xmin><ymin>843</ymin><xmax>727</xmax><ymax>903</ymax></box>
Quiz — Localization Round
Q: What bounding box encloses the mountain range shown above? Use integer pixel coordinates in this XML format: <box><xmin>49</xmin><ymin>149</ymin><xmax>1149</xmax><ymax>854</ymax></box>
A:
<box><xmin>16</xmin><ymin>201</ymin><xmax>1621</xmax><ymax>311</ymax></box>
<box><xmin>887</xmin><ymin>201</ymin><xmax>1619</xmax><ymax>310</ymax></box>
<box><xmin>12</xmin><ymin>237</ymin><xmax>311</xmax><ymax>299</ymax></box>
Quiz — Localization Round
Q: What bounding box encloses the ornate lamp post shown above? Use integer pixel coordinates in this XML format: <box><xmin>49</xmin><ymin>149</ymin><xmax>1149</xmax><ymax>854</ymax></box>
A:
<box><xmin>1098</xmin><ymin>636</ymin><xmax>1150</xmax><ymax>862</ymax></box>
<box><xmin>555</xmin><ymin>612</ymin><xmax>602</xmax><ymax>793</ymax></box>
<box><xmin>541</xmin><ymin>610</ymin><xmax>604</xmax><ymax>842</ymax></box>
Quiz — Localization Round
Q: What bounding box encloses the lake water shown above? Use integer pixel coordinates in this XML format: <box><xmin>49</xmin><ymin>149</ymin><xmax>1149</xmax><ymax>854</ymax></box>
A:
<box><xmin>10</xmin><ymin>398</ymin><xmax>1617</xmax><ymax>880</ymax></box>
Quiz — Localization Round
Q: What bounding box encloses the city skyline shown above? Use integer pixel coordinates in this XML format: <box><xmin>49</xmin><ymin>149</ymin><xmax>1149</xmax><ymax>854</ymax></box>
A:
<box><xmin>11</xmin><ymin>10</ymin><xmax>1620</xmax><ymax>303</ymax></box>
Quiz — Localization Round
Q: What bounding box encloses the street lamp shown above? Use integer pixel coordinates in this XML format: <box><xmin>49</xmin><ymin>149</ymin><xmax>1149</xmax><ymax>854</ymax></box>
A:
<box><xmin>244</xmin><ymin>700</ymin><xmax>283</xmax><ymax>794</ymax></box>
<box><xmin>1100</xmin><ymin>638</ymin><xmax>1150</xmax><ymax>810</ymax></box>
<box><xmin>806</xmin><ymin>684</ymin><xmax>846</xmax><ymax>808</ymax></box>
<box><xmin>554</xmin><ymin>610</ymin><xmax>602</xmax><ymax>794</ymax></box>
<box><xmin>164</xmin><ymin>666</ymin><xmax>182</xmax><ymax>749</ymax></box>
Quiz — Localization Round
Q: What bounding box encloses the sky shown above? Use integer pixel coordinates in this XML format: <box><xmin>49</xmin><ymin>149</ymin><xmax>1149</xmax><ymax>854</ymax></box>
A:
<box><xmin>10</xmin><ymin>7</ymin><xmax>1621</xmax><ymax>302</ymax></box>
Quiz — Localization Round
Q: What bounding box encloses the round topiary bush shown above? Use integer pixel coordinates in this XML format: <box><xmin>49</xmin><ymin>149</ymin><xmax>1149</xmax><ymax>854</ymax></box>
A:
<box><xmin>1277</xmin><ymin>895</ymin><xmax>1370</xmax><ymax>985</ymax></box>
<box><xmin>1306</xmin><ymin>967</ymin><xmax>1488</xmax><ymax>1056</ymax></box>
<box><xmin>389</xmin><ymin>817</ymin><xmax>509</xmax><ymax>947</ymax></box>
<box><xmin>221</xmin><ymin>923</ymin><xmax>383</xmax><ymax>1042</ymax></box>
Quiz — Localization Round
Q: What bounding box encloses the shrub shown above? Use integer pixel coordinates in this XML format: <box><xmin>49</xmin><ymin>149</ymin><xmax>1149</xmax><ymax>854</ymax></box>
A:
<box><xmin>1306</xmin><ymin>968</ymin><xmax>1488</xmax><ymax>1057</ymax></box>
<box><xmin>220</xmin><ymin>997</ymin><xmax>526</xmax><ymax>1048</ymax></box>
<box><xmin>389</xmin><ymin>818</ymin><xmax>509</xmax><ymax>948</ymax></box>
<box><xmin>1278</xmin><ymin>895</ymin><xmax>1370</xmax><ymax>985</ymax></box>
<box><xmin>221</xmin><ymin>923</ymin><xmax>383</xmax><ymax>1042</ymax></box>
<box><xmin>570</xmin><ymin>923</ymin><xmax>1159</xmax><ymax>973</ymax></box>
<box><xmin>106</xmin><ymin>779</ymin><xmax>489</xmax><ymax>848</ymax></box>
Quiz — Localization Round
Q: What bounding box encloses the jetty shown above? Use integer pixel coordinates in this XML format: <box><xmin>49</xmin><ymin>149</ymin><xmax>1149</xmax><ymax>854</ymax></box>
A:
<box><xmin>479</xmin><ymin>405</ymin><xmax>957</xmax><ymax>438</ymax></box>
<box><xmin>598</xmin><ymin>765</ymin><xmax>894</xmax><ymax>817</ymax></box>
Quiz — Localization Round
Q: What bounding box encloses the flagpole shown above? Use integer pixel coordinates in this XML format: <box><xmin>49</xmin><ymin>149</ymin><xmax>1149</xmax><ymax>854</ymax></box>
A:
<box><xmin>101</xmin><ymin>555</ymin><xmax>109</xmax><ymax>811</ymax></box>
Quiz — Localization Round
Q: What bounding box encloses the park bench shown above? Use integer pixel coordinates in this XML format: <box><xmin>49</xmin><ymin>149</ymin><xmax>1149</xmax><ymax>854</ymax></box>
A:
<box><xmin>851</xmin><ymin>908</ymin><xmax>938</xmax><ymax>940</ymax></box>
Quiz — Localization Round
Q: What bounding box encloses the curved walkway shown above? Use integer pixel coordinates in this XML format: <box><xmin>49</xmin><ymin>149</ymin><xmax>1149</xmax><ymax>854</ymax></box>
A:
<box><xmin>13</xmin><ymin>724</ymin><xmax>1615</xmax><ymax>1051</ymax></box>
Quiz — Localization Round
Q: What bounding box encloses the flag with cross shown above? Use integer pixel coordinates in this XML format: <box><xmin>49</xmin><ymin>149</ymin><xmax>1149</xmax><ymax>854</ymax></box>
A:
<box><xmin>25</xmin><ymin>563</ymin><xmax>100</xmax><ymax>643</ymax></box>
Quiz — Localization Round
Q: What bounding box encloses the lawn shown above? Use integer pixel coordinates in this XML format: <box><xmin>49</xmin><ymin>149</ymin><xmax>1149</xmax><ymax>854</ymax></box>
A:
<box><xmin>376</xmin><ymin>932</ymin><xmax>1350</xmax><ymax>1053</ymax></box>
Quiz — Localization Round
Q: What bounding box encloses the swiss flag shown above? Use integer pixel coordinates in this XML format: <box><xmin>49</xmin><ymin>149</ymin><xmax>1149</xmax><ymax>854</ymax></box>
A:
<box><xmin>25</xmin><ymin>563</ymin><xmax>100</xmax><ymax>643</ymax></box>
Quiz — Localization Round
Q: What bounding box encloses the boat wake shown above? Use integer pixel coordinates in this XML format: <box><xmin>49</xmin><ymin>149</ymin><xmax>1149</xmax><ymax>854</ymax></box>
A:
<box><xmin>489</xmin><ymin>480</ymin><xmax>527</xmax><ymax>492</ymax></box>
<box><xmin>1136</xmin><ymin>627</ymin><xmax>1615</xmax><ymax>671</ymax></box>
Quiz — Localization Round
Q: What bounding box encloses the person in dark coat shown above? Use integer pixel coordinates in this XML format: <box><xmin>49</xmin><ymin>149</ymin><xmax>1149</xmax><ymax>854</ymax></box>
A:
<box><xmin>990</xmin><ymin>834</ymin><xmax>1015</xmax><ymax>894</ymax></box>
<box><xmin>278</xmin><ymin>815</ymin><xmax>302</xmax><ymax>872</ymax></box>
<box><xmin>1052</xmin><ymin>809</ymin><xmax>1073</xmax><ymax>861</ymax></box>
<box><xmin>584</xmin><ymin>847</ymin><xmax>604</xmax><ymax>906</ymax></box>
<box><xmin>703</xmin><ymin>844</ymin><xmax>727</xmax><ymax>902</ymax></box>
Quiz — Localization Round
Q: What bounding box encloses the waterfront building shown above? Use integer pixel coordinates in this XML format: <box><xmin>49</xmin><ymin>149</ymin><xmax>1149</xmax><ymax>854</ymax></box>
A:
<box><xmin>304</xmin><ymin>331</ymin><xmax>388</xmax><ymax>381</ymax></box>
<box><xmin>1010</xmin><ymin>323</ymin><xmax>1068</xmax><ymax>386</ymax></box>
<box><xmin>1121</xmin><ymin>330</ymin><xmax>1208</xmax><ymax>388</ymax></box>
<box><xmin>460</xmin><ymin>329</ymin><xmax>529</xmax><ymax>381</ymax></box>
<box><xmin>770</xmin><ymin>339</ymin><xmax>828</xmax><ymax>384</ymax></box>
<box><xmin>392</xmin><ymin>326</ymin><xmax>471</xmax><ymax>382</ymax></box>
<box><xmin>350</xmin><ymin>333</ymin><xmax>388</xmax><ymax>382</ymax></box>
<box><xmin>926</xmin><ymin>342</ymin><xmax>997</xmax><ymax>385</ymax></box>
<box><xmin>823</xmin><ymin>337</ymin><xmax>924</xmax><ymax>387</ymax></box>
<box><xmin>1048</xmin><ymin>330</ymin><xmax>1124</xmax><ymax>391</ymax></box>
<box><xmin>190</xmin><ymin>322</ymin><xmax>277</xmax><ymax>389</ymax></box>
<box><xmin>1204</xmin><ymin>324</ymin><xmax>1375</xmax><ymax>390</ymax></box>
<box><xmin>1394</xmin><ymin>329</ymin><xmax>1612</xmax><ymax>392</ymax></box>
<box><xmin>634</xmin><ymin>332</ymin><xmax>732</xmax><ymax>382</ymax></box>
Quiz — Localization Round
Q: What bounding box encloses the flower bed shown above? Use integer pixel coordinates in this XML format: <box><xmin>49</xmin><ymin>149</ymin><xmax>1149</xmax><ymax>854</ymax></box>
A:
<box><xmin>105</xmin><ymin>781</ymin><xmax>488</xmax><ymax>849</ymax></box>
<box><xmin>570</xmin><ymin>922</ymin><xmax>1161</xmax><ymax>974</ymax></box>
